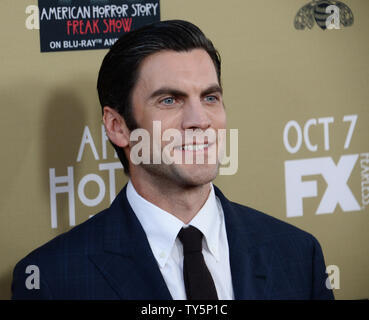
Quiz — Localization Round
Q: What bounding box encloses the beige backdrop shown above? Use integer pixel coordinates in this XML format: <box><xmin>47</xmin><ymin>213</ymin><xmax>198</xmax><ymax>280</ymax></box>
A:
<box><xmin>0</xmin><ymin>0</ymin><xmax>368</xmax><ymax>299</ymax></box>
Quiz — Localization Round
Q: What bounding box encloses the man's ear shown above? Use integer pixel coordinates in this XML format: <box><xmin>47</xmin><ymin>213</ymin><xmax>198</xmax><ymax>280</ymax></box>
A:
<box><xmin>103</xmin><ymin>106</ymin><xmax>130</xmax><ymax>148</ymax></box>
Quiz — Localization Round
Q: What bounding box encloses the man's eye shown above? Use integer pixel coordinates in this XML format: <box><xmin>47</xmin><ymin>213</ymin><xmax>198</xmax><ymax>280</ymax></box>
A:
<box><xmin>204</xmin><ymin>95</ymin><xmax>218</xmax><ymax>103</ymax></box>
<box><xmin>161</xmin><ymin>97</ymin><xmax>175</xmax><ymax>105</ymax></box>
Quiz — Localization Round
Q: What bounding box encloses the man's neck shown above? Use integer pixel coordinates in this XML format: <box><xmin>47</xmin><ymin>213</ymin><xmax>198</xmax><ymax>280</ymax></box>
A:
<box><xmin>129</xmin><ymin>175</ymin><xmax>211</xmax><ymax>224</ymax></box>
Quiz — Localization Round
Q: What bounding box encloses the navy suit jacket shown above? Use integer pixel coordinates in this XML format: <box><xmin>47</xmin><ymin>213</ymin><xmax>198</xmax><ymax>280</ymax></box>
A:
<box><xmin>12</xmin><ymin>185</ymin><xmax>334</xmax><ymax>299</ymax></box>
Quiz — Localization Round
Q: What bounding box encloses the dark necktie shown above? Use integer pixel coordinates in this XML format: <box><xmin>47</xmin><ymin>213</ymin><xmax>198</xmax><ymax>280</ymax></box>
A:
<box><xmin>178</xmin><ymin>226</ymin><xmax>218</xmax><ymax>300</ymax></box>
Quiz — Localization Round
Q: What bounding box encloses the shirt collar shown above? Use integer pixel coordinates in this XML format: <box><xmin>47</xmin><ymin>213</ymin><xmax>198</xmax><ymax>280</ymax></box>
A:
<box><xmin>126</xmin><ymin>180</ymin><xmax>221</xmax><ymax>267</ymax></box>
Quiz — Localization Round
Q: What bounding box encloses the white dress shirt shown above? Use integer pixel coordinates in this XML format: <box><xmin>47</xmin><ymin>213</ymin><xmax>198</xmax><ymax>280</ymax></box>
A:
<box><xmin>126</xmin><ymin>180</ymin><xmax>235</xmax><ymax>300</ymax></box>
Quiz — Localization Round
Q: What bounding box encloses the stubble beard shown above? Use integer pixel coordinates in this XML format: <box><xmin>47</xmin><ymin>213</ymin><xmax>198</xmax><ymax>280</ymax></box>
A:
<box><xmin>140</xmin><ymin>160</ymin><xmax>220</xmax><ymax>190</ymax></box>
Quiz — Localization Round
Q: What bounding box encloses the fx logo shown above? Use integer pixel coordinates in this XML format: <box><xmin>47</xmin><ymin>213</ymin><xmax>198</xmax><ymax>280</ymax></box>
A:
<box><xmin>285</xmin><ymin>154</ymin><xmax>361</xmax><ymax>217</ymax></box>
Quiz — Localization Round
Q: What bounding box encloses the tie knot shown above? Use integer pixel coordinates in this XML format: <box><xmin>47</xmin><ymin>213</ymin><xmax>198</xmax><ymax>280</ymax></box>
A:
<box><xmin>178</xmin><ymin>226</ymin><xmax>203</xmax><ymax>254</ymax></box>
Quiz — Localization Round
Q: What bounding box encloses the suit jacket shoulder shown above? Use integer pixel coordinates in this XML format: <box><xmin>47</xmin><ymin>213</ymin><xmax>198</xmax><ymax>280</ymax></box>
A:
<box><xmin>12</xmin><ymin>207</ymin><xmax>112</xmax><ymax>299</ymax></box>
<box><xmin>214</xmin><ymin>186</ymin><xmax>334</xmax><ymax>300</ymax></box>
<box><xmin>229</xmin><ymin>199</ymin><xmax>317</xmax><ymax>244</ymax></box>
<box><xmin>11</xmin><ymin>187</ymin><xmax>172</xmax><ymax>300</ymax></box>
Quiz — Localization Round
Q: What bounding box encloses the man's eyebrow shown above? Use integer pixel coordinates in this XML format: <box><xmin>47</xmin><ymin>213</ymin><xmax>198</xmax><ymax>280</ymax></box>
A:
<box><xmin>201</xmin><ymin>84</ymin><xmax>223</xmax><ymax>97</ymax></box>
<box><xmin>148</xmin><ymin>84</ymin><xmax>223</xmax><ymax>100</ymax></box>
<box><xmin>148</xmin><ymin>87</ymin><xmax>188</xmax><ymax>100</ymax></box>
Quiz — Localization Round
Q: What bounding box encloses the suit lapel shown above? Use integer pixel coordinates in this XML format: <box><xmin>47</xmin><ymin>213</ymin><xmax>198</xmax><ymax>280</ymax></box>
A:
<box><xmin>89</xmin><ymin>186</ymin><xmax>172</xmax><ymax>300</ymax></box>
<box><xmin>214</xmin><ymin>186</ymin><xmax>272</xmax><ymax>299</ymax></box>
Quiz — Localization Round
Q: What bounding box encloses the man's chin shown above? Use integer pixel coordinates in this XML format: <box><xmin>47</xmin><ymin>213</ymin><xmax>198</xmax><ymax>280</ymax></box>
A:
<box><xmin>138</xmin><ymin>162</ymin><xmax>219</xmax><ymax>188</ymax></box>
<box><xmin>170</xmin><ymin>163</ymin><xmax>219</xmax><ymax>187</ymax></box>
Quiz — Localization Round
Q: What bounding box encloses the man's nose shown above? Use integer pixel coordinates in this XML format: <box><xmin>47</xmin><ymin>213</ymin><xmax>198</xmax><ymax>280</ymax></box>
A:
<box><xmin>182</xmin><ymin>98</ymin><xmax>211</xmax><ymax>130</ymax></box>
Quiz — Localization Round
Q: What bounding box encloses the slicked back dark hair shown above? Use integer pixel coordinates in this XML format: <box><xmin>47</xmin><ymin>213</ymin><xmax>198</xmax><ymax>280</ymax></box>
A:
<box><xmin>97</xmin><ymin>20</ymin><xmax>222</xmax><ymax>175</ymax></box>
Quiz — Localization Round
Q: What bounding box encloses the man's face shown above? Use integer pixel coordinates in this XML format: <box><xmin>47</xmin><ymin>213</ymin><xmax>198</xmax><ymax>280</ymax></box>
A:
<box><xmin>129</xmin><ymin>48</ymin><xmax>226</xmax><ymax>187</ymax></box>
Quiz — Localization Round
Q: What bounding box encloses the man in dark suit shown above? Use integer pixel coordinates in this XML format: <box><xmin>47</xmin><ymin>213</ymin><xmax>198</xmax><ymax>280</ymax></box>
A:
<box><xmin>12</xmin><ymin>20</ymin><xmax>334</xmax><ymax>300</ymax></box>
